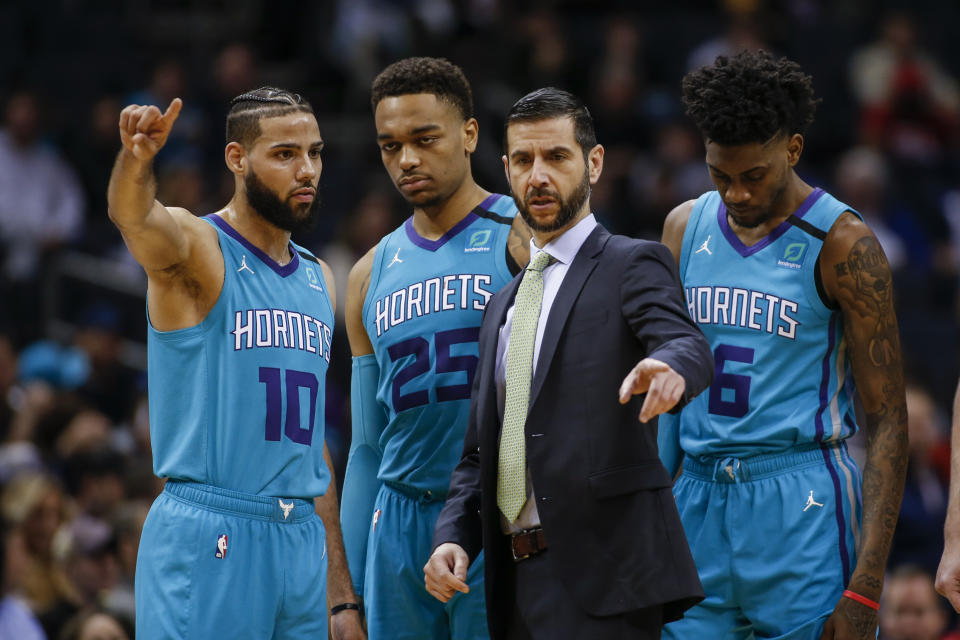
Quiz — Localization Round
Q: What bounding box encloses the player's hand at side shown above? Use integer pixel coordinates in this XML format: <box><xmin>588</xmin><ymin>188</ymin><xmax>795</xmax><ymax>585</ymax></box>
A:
<box><xmin>936</xmin><ymin>539</ymin><xmax>960</xmax><ymax>612</ymax></box>
<box><xmin>424</xmin><ymin>543</ymin><xmax>470</xmax><ymax>603</ymax></box>
<box><xmin>618</xmin><ymin>357</ymin><xmax>686</xmax><ymax>423</ymax></box>
<box><xmin>118</xmin><ymin>98</ymin><xmax>183</xmax><ymax>162</ymax></box>
<box><xmin>819</xmin><ymin>595</ymin><xmax>877</xmax><ymax>640</ymax></box>
<box><xmin>330</xmin><ymin>607</ymin><xmax>366</xmax><ymax>640</ymax></box>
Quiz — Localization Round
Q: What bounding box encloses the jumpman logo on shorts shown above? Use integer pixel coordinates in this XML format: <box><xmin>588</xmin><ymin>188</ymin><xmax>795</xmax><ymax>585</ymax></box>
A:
<box><xmin>388</xmin><ymin>248</ymin><xmax>403</xmax><ymax>269</ymax></box>
<box><xmin>238</xmin><ymin>255</ymin><xmax>255</xmax><ymax>274</ymax></box>
<box><xmin>695</xmin><ymin>235</ymin><xmax>713</xmax><ymax>255</ymax></box>
<box><xmin>803</xmin><ymin>490</ymin><xmax>824</xmax><ymax>511</ymax></box>
<box><xmin>279</xmin><ymin>498</ymin><xmax>294</xmax><ymax>519</ymax></box>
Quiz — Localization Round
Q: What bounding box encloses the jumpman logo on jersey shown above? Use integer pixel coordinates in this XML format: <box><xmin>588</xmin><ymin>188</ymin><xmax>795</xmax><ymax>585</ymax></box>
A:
<box><xmin>695</xmin><ymin>235</ymin><xmax>713</xmax><ymax>255</ymax></box>
<box><xmin>278</xmin><ymin>498</ymin><xmax>294</xmax><ymax>520</ymax></box>
<box><xmin>387</xmin><ymin>248</ymin><xmax>404</xmax><ymax>269</ymax></box>
<box><xmin>803</xmin><ymin>490</ymin><xmax>824</xmax><ymax>511</ymax></box>
<box><xmin>238</xmin><ymin>255</ymin><xmax>255</xmax><ymax>274</ymax></box>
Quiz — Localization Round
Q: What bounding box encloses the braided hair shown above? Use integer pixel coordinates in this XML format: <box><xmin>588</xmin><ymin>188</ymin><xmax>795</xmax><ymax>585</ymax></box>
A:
<box><xmin>681</xmin><ymin>50</ymin><xmax>820</xmax><ymax>146</ymax></box>
<box><xmin>226</xmin><ymin>86</ymin><xmax>314</xmax><ymax>147</ymax></box>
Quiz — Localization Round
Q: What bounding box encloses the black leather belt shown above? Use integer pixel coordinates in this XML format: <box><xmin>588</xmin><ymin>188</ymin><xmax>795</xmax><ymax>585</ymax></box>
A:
<box><xmin>509</xmin><ymin>527</ymin><xmax>547</xmax><ymax>562</ymax></box>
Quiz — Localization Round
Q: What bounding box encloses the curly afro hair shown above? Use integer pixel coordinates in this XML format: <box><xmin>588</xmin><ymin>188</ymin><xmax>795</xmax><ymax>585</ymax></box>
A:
<box><xmin>371</xmin><ymin>57</ymin><xmax>473</xmax><ymax>121</ymax></box>
<box><xmin>681</xmin><ymin>50</ymin><xmax>820</xmax><ymax>146</ymax></box>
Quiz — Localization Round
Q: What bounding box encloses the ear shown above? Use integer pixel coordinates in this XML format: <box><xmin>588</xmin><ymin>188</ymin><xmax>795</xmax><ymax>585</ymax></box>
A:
<box><xmin>502</xmin><ymin>153</ymin><xmax>510</xmax><ymax>186</ymax></box>
<box><xmin>225</xmin><ymin>142</ymin><xmax>246</xmax><ymax>175</ymax></box>
<box><xmin>587</xmin><ymin>144</ymin><xmax>604</xmax><ymax>185</ymax></box>
<box><xmin>463</xmin><ymin>117</ymin><xmax>479</xmax><ymax>154</ymax></box>
<box><xmin>786</xmin><ymin>133</ymin><xmax>804</xmax><ymax>167</ymax></box>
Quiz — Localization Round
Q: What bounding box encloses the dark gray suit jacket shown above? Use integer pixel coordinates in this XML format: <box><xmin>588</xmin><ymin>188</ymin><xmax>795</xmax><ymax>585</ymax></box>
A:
<box><xmin>433</xmin><ymin>224</ymin><xmax>712</xmax><ymax>639</ymax></box>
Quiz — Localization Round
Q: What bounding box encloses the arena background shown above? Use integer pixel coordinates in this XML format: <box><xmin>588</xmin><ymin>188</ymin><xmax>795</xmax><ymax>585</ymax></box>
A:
<box><xmin>1</xmin><ymin>0</ymin><xmax>958</xmax><ymax>637</ymax></box>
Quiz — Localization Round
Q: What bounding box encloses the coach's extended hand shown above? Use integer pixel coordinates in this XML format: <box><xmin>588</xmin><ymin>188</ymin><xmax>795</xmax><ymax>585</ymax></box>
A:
<box><xmin>618</xmin><ymin>357</ymin><xmax>686</xmax><ymax>423</ymax></box>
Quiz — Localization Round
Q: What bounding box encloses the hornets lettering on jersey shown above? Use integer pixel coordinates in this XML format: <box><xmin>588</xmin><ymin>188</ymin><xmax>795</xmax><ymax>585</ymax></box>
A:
<box><xmin>684</xmin><ymin>286</ymin><xmax>800</xmax><ymax>339</ymax></box>
<box><xmin>370</xmin><ymin>273</ymin><xmax>496</xmax><ymax>337</ymax></box>
<box><xmin>232</xmin><ymin>308</ymin><xmax>333</xmax><ymax>361</ymax></box>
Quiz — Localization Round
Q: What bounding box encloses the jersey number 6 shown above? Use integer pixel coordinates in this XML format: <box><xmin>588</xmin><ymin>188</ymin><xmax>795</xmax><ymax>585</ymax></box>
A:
<box><xmin>708</xmin><ymin>344</ymin><xmax>754</xmax><ymax>418</ymax></box>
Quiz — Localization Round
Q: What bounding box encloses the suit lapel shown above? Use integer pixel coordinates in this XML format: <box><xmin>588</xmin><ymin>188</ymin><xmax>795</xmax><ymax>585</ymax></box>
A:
<box><xmin>528</xmin><ymin>225</ymin><xmax>609</xmax><ymax>407</ymax></box>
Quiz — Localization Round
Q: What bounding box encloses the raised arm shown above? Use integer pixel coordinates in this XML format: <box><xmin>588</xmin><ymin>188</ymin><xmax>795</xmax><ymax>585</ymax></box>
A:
<box><xmin>107</xmin><ymin>98</ymin><xmax>222</xmax><ymax>330</ymax></box>
<box><xmin>339</xmin><ymin>247</ymin><xmax>388</xmax><ymax>600</ymax></box>
<box><xmin>819</xmin><ymin>212</ymin><xmax>907</xmax><ymax>639</ymax></box>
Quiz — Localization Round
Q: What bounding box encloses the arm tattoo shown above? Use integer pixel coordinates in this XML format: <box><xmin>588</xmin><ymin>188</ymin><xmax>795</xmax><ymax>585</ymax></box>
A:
<box><xmin>833</xmin><ymin>234</ymin><xmax>907</xmax><ymax>595</ymax></box>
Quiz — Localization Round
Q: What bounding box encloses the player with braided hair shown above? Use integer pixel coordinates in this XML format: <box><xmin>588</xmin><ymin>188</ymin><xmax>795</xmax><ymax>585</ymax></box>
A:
<box><xmin>659</xmin><ymin>51</ymin><xmax>907</xmax><ymax>639</ymax></box>
<box><xmin>109</xmin><ymin>87</ymin><xmax>364</xmax><ymax>639</ymax></box>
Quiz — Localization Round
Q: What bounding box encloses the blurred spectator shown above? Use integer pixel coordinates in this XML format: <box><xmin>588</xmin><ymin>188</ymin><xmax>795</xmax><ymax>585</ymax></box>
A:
<box><xmin>0</xmin><ymin>90</ymin><xmax>85</xmax><ymax>343</ymax></box>
<box><xmin>62</xmin><ymin>449</ymin><xmax>125</xmax><ymax>519</ymax></box>
<box><xmin>686</xmin><ymin>11</ymin><xmax>769</xmax><ymax>71</ymax></box>
<box><xmin>125</xmin><ymin>58</ymin><xmax>206</xmax><ymax>171</ymax></box>
<box><xmin>850</xmin><ymin>12</ymin><xmax>959</xmax><ymax>158</ymax></box>
<box><xmin>0</xmin><ymin>472</ymin><xmax>80</xmax><ymax>638</ymax></box>
<box><xmin>880</xmin><ymin>564</ymin><xmax>955</xmax><ymax>640</ymax></box>
<box><xmin>888</xmin><ymin>384</ymin><xmax>951</xmax><ymax>576</ymax></box>
<box><xmin>0</xmin><ymin>520</ymin><xmax>47</xmax><ymax>640</ymax></box>
<box><xmin>60</xmin><ymin>516</ymin><xmax>121</xmax><ymax>617</ymax></box>
<box><xmin>833</xmin><ymin>145</ymin><xmax>907</xmax><ymax>272</ymax></box>
<box><xmin>60</xmin><ymin>609</ymin><xmax>130</xmax><ymax>640</ymax></box>
<box><xmin>101</xmin><ymin>501</ymin><xmax>148</xmax><ymax>624</ymax></box>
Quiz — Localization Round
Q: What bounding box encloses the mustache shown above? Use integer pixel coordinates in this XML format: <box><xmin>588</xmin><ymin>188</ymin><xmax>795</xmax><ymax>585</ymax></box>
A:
<box><xmin>524</xmin><ymin>187</ymin><xmax>562</xmax><ymax>203</ymax></box>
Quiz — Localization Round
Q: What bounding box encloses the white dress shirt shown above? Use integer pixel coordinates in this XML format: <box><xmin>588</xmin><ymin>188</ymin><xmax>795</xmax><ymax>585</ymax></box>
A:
<box><xmin>496</xmin><ymin>214</ymin><xmax>597</xmax><ymax>532</ymax></box>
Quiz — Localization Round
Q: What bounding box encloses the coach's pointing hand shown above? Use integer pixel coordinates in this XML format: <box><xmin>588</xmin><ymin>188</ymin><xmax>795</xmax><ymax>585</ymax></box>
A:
<box><xmin>619</xmin><ymin>357</ymin><xmax>686</xmax><ymax>423</ymax></box>
<box><xmin>425</xmin><ymin>543</ymin><xmax>471</xmax><ymax>603</ymax></box>
<box><xmin>118</xmin><ymin>98</ymin><xmax>182</xmax><ymax>162</ymax></box>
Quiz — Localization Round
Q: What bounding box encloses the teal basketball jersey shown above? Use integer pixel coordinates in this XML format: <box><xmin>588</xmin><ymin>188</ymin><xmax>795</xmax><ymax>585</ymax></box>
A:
<box><xmin>363</xmin><ymin>194</ymin><xmax>518</xmax><ymax>493</ymax></box>
<box><xmin>675</xmin><ymin>188</ymin><xmax>861</xmax><ymax>458</ymax></box>
<box><xmin>147</xmin><ymin>214</ymin><xmax>333</xmax><ymax>499</ymax></box>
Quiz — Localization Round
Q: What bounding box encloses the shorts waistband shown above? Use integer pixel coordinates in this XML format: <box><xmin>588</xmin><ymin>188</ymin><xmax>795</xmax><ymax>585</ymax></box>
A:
<box><xmin>164</xmin><ymin>480</ymin><xmax>316</xmax><ymax>523</ymax></box>
<box><xmin>383</xmin><ymin>481</ymin><xmax>446</xmax><ymax>504</ymax></box>
<box><xmin>682</xmin><ymin>441</ymin><xmax>845</xmax><ymax>483</ymax></box>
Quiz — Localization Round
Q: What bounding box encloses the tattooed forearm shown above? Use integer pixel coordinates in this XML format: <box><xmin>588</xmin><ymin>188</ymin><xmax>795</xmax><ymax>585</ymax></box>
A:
<box><xmin>833</xmin><ymin>232</ymin><xmax>908</xmax><ymax>600</ymax></box>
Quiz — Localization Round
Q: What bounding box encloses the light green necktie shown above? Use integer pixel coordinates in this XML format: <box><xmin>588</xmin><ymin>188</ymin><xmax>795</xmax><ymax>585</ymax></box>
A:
<box><xmin>498</xmin><ymin>250</ymin><xmax>554</xmax><ymax>523</ymax></box>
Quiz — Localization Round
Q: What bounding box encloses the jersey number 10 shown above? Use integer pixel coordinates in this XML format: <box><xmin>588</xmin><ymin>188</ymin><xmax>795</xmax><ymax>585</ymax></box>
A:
<box><xmin>259</xmin><ymin>367</ymin><xmax>318</xmax><ymax>445</ymax></box>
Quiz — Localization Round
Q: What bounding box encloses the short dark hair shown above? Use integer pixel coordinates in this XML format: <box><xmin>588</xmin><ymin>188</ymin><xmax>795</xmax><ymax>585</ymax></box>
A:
<box><xmin>681</xmin><ymin>50</ymin><xmax>820</xmax><ymax>146</ymax></box>
<box><xmin>226</xmin><ymin>86</ymin><xmax>314</xmax><ymax>147</ymax></box>
<box><xmin>370</xmin><ymin>57</ymin><xmax>473</xmax><ymax>121</ymax></box>
<box><xmin>503</xmin><ymin>87</ymin><xmax>597</xmax><ymax>158</ymax></box>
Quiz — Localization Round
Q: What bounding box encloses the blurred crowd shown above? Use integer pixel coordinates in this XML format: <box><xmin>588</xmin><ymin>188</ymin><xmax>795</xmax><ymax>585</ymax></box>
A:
<box><xmin>0</xmin><ymin>1</ymin><xmax>958</xmax><ymax>638</ymax></box>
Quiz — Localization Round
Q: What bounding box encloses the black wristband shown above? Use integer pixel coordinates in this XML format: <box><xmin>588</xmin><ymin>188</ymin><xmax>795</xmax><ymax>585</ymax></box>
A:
<box><xmin>330</xmin><ymin>602</ymin><xmax>360</xmax><ymax>616</ymax></box>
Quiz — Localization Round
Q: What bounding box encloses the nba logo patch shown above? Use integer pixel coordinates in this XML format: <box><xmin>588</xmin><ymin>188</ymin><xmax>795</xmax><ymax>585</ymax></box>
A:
<box><xmin>372</xmin><ymin>509</ymin><xmax>382</xmax><ymax>532</ymax></box>
<box><xmin>215</xmin><ymin>534</ymin><xmax>228</xmax><ymax>559</ymax></box>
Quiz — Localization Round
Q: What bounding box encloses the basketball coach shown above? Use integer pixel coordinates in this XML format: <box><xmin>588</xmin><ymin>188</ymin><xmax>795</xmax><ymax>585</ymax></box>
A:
<box><xmin>424</xmin><ymin>87</ymin><xmax>714</xmax><ymax>640</ymax></box>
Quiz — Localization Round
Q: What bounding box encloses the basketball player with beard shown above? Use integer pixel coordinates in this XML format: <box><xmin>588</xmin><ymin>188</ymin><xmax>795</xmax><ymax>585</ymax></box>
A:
<box><xmin>108</xmin><ymin>87</ymin><xmax>364</xmax><ymax>640</ymax></box>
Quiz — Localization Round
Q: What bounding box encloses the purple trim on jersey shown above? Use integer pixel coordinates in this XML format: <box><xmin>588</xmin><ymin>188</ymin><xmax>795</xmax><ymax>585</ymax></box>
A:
<box><xmin>403</xmin><ymin>212</ymin><xmax>479</xmax><ymax>252</ymax></box>
<box><xmin>478</xmin><ymin>193</ymin><xmax>500</xmax><ymax>211</ymax></box>
<box><xmin>206</xmin><ymin>214</ymin><xmax>300</xmax><ymax>277</ymax></box>
<box><xmin>821</xmin><ymin>444</ymin><xmax>852</xmax><ymax>586</ymax></box>
<box><xmin>719</xmin><ymin>187</ymin><xmax>825</xmax><ymax>257</ymax></box>
<box><xmin>814</xmin><ymin>313</ymin><xmax>838</xmax><ymax>442</ymax></box>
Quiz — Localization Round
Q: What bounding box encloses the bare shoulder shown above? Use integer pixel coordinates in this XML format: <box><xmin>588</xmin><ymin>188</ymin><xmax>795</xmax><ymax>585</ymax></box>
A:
<box><xmin>347</xmin><ymin>245</ymin><xmax>377</xmax><ymax>303</ymax></box>
<box><xmin>345</xmin><ymin>245</ymin><xmax>377</xmax><ymax>355</ymax></box>
<box><xmin>820</xmin><ymin>211</ymin><xmax>891</xmax><ymax>311</ymax></box>
<box><xmin>661</xmin><ymin>200</ymin><xmax>696</xmax><ymax>264</ymax></box>
<box><xmin>316</xmin><ymin>258</ymin><xmax>337</xmax><ymax>313</ymax></box>
<box><xmin>508</xmin><ymin>213</ymin><xmax>532</xmax><ymax>268</ymax></box>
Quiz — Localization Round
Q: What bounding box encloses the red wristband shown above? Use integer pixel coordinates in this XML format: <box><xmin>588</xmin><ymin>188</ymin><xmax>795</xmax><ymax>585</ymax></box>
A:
<box><xmin>842</xmin><ymin>590</ymin><xmax>879</xmax><ymax>610</ymax></box>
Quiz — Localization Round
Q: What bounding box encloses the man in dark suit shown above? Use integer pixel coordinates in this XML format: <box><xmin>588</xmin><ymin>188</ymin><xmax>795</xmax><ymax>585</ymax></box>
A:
<box><xmin>423</xmin><ymin>87</ymin><xmax>714</xmax><ymax>639</ymax></box>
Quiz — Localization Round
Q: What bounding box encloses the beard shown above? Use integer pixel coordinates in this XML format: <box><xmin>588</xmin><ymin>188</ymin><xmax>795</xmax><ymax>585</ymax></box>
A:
<box><xmin>513</xmin><ymin>167</ymin><xmax>591</xmax><ymax>234</ymax></box>
<box><xmin>244</xmin><ymin>170</ymin><xmax>321</xmax><ymax>234</ymax></box>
